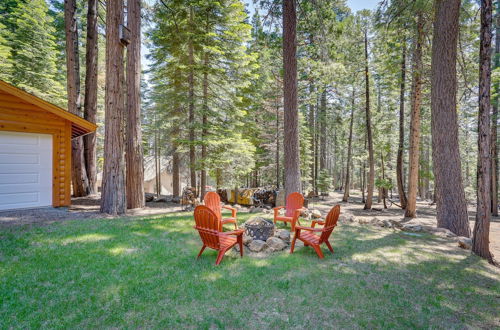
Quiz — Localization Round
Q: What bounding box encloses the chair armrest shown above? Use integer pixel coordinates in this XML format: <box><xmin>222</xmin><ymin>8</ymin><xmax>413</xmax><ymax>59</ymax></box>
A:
<box><xmin>221</xmin><ymin>229</ymin><xmax>244</xmax><ymax>236</ymax></box>
<box><xmin>295</xmin><ymin>225</ymin><xmax>324</xmax><ymax>232</ymax></box>
<box><xmin>273</xmin><ymin>206</ymin><xmax>284</xmax><ymax>217</ymax></box>
<box><xmin>222</xmin><ymin>205</ymin><xmax>237</xmax><ymax>218</ymax></box>
<box><xmin>312</xmin><ymin>220</ymin><xmax>325</xmax><ymax>228</ymax></box>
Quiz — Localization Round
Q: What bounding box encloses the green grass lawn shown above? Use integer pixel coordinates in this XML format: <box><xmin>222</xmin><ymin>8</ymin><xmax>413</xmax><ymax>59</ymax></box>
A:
<box><xmin>0</xmin><ymin>211</ymin><xmax>499</xmax><ymax>329</ymax></box>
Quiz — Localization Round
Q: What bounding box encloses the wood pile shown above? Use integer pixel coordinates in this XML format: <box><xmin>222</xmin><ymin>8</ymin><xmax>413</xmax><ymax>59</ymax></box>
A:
<box><xmin>181</xmin><ymin>187</ymin><xmax>199</xmax><ymax>210</ymax></box>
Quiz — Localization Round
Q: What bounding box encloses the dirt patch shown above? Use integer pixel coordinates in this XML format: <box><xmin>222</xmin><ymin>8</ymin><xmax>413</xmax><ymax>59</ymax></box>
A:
<box><xmin>0</xmin><ymin>194</ymin><xmax>184</xmax><ymax>227</ymax></box>
<box><xmin>308</xmin><ymin>191</ymin><xmax>500</xmax><ymax>260</ymax></box>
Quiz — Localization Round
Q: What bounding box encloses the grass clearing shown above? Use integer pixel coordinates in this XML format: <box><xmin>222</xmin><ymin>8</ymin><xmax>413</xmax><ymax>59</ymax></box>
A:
<box><xmin>0</xmin><ymin>211</ymin><xmax>499</xmax><ymax>328</ymax></box>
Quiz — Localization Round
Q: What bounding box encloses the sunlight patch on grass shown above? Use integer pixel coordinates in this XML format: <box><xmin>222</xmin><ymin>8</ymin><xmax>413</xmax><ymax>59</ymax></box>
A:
<box><xmin>60</xmin><ymin>233</ymin><xmax>113</xmax><ymax>245</ymax></box>
<box><xmin>108</xmin><ymin>246</ymin><xmax>138</xmax><ymax>256</ymax></box>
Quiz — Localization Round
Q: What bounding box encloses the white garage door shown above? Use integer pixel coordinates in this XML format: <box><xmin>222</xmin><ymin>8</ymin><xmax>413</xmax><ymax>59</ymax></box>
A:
<box><xmin>0</xmin><ymin>131</ymin><xmax>53</xmax><ymax>210</ymax></box>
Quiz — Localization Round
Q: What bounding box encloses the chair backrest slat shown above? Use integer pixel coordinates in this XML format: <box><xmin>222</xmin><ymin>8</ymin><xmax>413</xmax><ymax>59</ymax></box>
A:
<box><xmin>194</xmin><ymin>205</ymin><xmax>221</xmax><ymax>250</ymax></box>
<box><xmin>319</xmin><ymin>205</ymin><xmax>340</xmax><ymax>243</ymax></box>
<box><xmin>285</xmin><ymin>192</ymin><xmax>304</xmax><ymax>217</ymax></box>
<box><xmin>204</xmin><ymin>191</ymin><xmax>222</xmax><ymax>221</ymax></box>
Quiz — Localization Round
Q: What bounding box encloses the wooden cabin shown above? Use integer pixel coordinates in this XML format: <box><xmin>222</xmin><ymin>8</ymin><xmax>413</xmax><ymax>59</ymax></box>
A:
<box><xmin>0</xmin><ymin>80</ymin><xmax>97</xmax><ymax>210</ymax></box>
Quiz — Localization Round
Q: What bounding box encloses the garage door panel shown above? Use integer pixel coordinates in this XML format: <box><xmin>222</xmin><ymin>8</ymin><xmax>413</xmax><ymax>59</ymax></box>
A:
<box><xmin>0</xmin><ymin>132</ymin><xmax>52</xmax><ymax>210</ymax></box>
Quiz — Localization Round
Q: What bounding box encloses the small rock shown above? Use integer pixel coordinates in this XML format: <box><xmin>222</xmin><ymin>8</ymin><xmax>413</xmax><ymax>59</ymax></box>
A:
<box><xmin>243</xmin><ymin>234</ymin><xmax>253</xmax><ymax>245</ymax></box>
<box><xmin>262</xmin><ymin>209</ymin><xmax>271</xmax><ymax>214</ymax></box>
<box><xmin>339</xmin><ymin>214</ymin><xmax>355</xmax><ymax>223</ymax></box>
<box><xmin>275</xmin><ymin>229</ymin><xmax>290</xmax><ymax>242</ymax></box>
<box><xmin>248</xmin><ymin>240</ymin><xmax>267</xmax><ymax>252</ymax></box>
<box><xmin>266</xmin><ymin>237</ymin><xmax>287</xmax><ymax>251</ymax></box>
<box><xmin>311</xmin><ymin>209</ymin><xmax>322</xmax><ymax>219</ymax></box>
<box><xmin>381</xmin><ymin>220</ymin><xmax>392</xmax><ymax>228</ymax></box>
<box><xmin>458</xmin><ymin>236</ymin><xmax>472</xmax><ymax>250</ymax></box>
<box><xmin>233</xmin><ymin>204</ymin><xmax>242</xmax><ymax>209</ymax></box>
<box><xmin>250</xmin><ymin>207</ymin><xmax>263</xmax><ymax>214</ymax></box>
<box><xmin>401</xmin><ymin>223</ymin><xmax>423</xmax><ymax>232</ymax></box>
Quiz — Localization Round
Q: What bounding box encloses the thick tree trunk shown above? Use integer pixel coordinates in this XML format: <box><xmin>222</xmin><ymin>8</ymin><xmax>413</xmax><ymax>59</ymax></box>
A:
<box><xmin>276</xmin><ymin>81</ymin><xmax>280</xmax><ymax>189</ymax></box>
<box><xmin>200</xmin><ymin>52</ymin><xmax>209</xmax><ymax>202</ymax></box>
<box><xmin>188</xmin><ymin>6</ymin><xmax>196</xmax><ymax>190</ymax></box>
<box><xmin>172</xmin><ymin>147</ymin><xmax>180</xmax><ymax>198</ymax></box>
<box><xmin>283</xmin><ymin>0</ymin><xmax>301</xmax><ymax>195</ymax></box>
<box><xmin>101</xmin><ymin>0</ymin><xmax>126</xmax><ymax>214</ymax></box>
<box><xmin>65</xmin><ymin>0</ymin><xmax>90</xmax><ymax>197</ymax></box>
<box><xmin>125</xmin><ymin>0</ymin><xmax>144</xmax><ymax>209</ymax></box>
<box><xmin>397</xmin><ymin>37</ymin><xmax>407</xmax><ymax>208</ymax></box>
<box><xmin>491</xmin><ymin>2</ymin><xmax>500</xmax><ymax>216</ymax></box>
<box><xmin>342</xmin><ymin>87</ymin><xmax>355</xmax><ymax>202</ymax></box>
<box><xmin>83</xmin><ymin>0</ymin><xmax>98</xmax><ymax>195</ymax></box>
<box><xmin>431</xmin><ymin>0</ymin><xmax>470</xmax><ymax>236</ymax></box>
<box><xmin>319</xmin><ymin>89</ymin><xmax>327</xmax><ymax>170</ymax></box>
<box><xmin>363</xmin><ymin>30</ymin><xmax>375</xmax><ymax>210</ymax></box>
<box><xmin>473</xmin><ymin>0</ymin><xmax>494</xmax><ymax>263</ymax></box>
<box><xmin>405</xmin><ymin>13</ymin><xmax>424</xmax><ymax>218</ymax></box>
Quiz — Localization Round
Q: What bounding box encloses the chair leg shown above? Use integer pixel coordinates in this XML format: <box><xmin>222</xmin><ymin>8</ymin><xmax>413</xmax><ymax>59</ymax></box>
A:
<box><xmin>233</xmin><ymin>222</ymin><xmax>238</xmax><ymax>230</ymax></box>
<box><xmin>197</xmin><ymin>245</ymin><xmax>206</xmax><ymax>259</ymax></box>
<box><xmin>290</xmin><ymin>233</ymin><xmax>297</xmax><ymax>253</ymax></box>
<box><xmin>215</xmin><ymin>250</ymin><xmax>226</xmax><ymax>265</ymax></box>
<box><xmin>313</xmin><ymin>244</ymin><xmax>324</xmax><ymax>259</ymax></box>
<box><xmin>325</xmin><ymin>241</ymin><xmax>334</xmax><ymax>254</ymax></box>
<box><xmin>238</xmin><ymin>237</ymin><xmax>243</xmax><ymax>257</ymax></box>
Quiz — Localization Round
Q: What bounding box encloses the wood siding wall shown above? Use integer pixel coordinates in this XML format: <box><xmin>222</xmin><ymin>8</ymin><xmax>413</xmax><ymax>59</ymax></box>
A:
<box><xmin>0</xmin><ymin>91</ymin><xmax>72</xmax><ymax>207</ymax></box>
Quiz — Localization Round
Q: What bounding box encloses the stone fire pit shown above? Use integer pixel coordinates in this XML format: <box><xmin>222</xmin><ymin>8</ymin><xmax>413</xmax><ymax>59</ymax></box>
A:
<box><xmin>232</xmin><ymin>216</ymin><xmax>294</xmax><ymax>257</ymax></box>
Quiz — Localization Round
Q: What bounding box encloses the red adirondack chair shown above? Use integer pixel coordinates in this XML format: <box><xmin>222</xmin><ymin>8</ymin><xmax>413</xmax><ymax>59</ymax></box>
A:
<box><xmin>204</xmin><ymin>191</ymin><xmax>238</xmax><ymax>231</ymax></box>
<box><xmin>273</xmin><ymin>192</ymin><xmax>305</xmax><ymax>231</ymax></box>
<box><xmin>290</xmin><ymin>205</ymin><xmax>340</xmax><ymax>259</ymax></box>
<box><xmin>193</xmin><ymin>205</ymin><xmax>244</xmax><ymax>265</ymax></box>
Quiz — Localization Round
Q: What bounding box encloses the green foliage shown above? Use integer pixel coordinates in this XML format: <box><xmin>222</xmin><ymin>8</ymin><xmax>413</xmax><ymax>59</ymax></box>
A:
<box><xmin>317</xmin><ymin>169</ymin><xmax>332</xmax><ymax>195</ymax></box>
<box><xmin>0</xmin><ymin>0</ymin><xmax>65</xmax><ymax>105</ymax></box>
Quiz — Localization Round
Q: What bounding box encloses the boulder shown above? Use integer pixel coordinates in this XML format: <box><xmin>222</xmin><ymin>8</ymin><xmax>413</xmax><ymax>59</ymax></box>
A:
<box><xmin>311</xmin><ymin>209</ymin><xmax>322</xmax><ymax>219</ymax></box>
<box><xmin>401</xmin><ymin>223</ymin><xmax>423</xmax><ymax>232</ymax></box>
<box><xmin>275</xmin><ymin>229</ymin><xmax>291</xmax><ymax>242</ymax></box>
<box><xmin>339</xmin><ymin>213</ymin><xmax>355</xmax><ymax>223</ymax></box>
<box><xmin>458</xmin><ymin>236</ymin><xmax>472</xmax><ymax>250</ymax></box>
<box><xmin>243</xmin><ymin>234</ymin><xmax>253</xmax><ymax>245</ymax></box>
<box><xmin>266</xmin><ymin>237</ymin><xmax>287</xmax><ymax>251</ymax></box>
<box><xmin>171</xmin><ymin>196</ymin><xmax>181</xmax><ymax>204</ymax></box>
<box><xmin>250</xmin><ymin>207</ymin><xmax>264</xmax><ymax>214</ymax></box>
<box><xmin>248</xmin><ymin>240</ymin><xmax>267</xmax><ymax>252</ymax></box>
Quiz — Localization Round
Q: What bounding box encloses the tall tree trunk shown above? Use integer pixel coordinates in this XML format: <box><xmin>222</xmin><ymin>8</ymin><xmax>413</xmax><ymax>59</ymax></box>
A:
<box><xmin>431</xmin><ymin>0</ymin><xmax>470</xmax><ymax>236</ymax></box>
<box><xmin>319</xmin><ymin>89</ymin><xmax>327</xmax><ymax>170</ymax></box>
<box><xmin>125</xmin><ymin>0</ymin><xmax>144</xmax><ymax>209</ymax></box>
<box><xmin>188</xmin><ymin>6</ymin><xmax>196</xmax><ymax>190</ymax></box>
<box><xmin>283</xmin><ymin>0</ymin><xmax>301</xmax><ymax>195</ymax></box>
<box><xmin>363</xmin><ymin>29</ymin><xmax>375</xmax><ymax>210</ymax></box>
<box><xmin>342</xmin><ymin>87</ymin><xmax>355</xmax><ymax>202</ymax></box>
<box><xmin>397</xmin><ymin>37</ymin><xmax>407</xmax><ymax>208</ymax></box>
<box><xmin>473</xmin><ymin>0</ymin><xmax>494</xmax><ymax>263</ymax></box>
<box><xmin>309</xmin><ymin>82</ymin><xmax>315</xmax><ymax>192</ymax></box>
<box><xmin>172</xmin><ymin>69</ymin><xmax>182</xmax><ymax>199</ymax></box>
<box><xmin>65</xmin><ymin>0</ymin><xmax>90</xmax><ymax>197</ymax></box>
<box><xmin>101</xmin><ymin>0</ymin><xmax>126</xmax><ymax>215</ymax></box>
<box><xmin>276</xmin><ymin>80</ymin><xmax>280</xmax><ymax>189</ymax></box>
<box><xmin>172</xmin><ymin>147</ymin><xmax>180</xmax><ymax>198</ymax></box>
<box><xmin>83</xmin><ymin>0</ymin><xmax>98</xmax><ymax>195</ymax></box>
<box><xmin>200</xmin><ymin>52</ymin><xmax>209</xmax><ymax>202</ymax></box>
<box><xmin>491</xmin><ymin>1</ymin><xmax>499</xmax><ymax>216</ymax></box>
<box><xmin>405</xmin><ymin>13</ymin><xmax>424</xmax><ymax>218</ymax></box>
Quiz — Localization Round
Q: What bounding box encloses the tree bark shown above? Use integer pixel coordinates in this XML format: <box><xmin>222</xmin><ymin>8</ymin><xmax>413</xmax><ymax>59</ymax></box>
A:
<box><xmin>188</xmin><ymin>6</ymin><xmax>196</xmax><ymax>190</ymax></box>
<box><xmin>283</xmin><ymin>0</ymin><xmax>301</xmax><ymax>195</ymax></box>
<box><xmin>342</xmin><ymin>87</ymin><xmax>355</xmax><ymax>202</ymax></box>
<box><xmin>397</xmin><ymin>37</ymin><xmax>407</xmax><ymax>208</ymax></box>
<box><xmin>309</xmin><ymin>82</ymin><xmax>315</xmax><ymax>192</ymax></box>
<box><xmin>64</xmin><ymin>0</ymin><xmax>90</xmax><ymax>197</ymax></box>
<box><xmin>319</xmin><ymin>89</ymin><xmax>327</xmax><ymax>170</ymax></box>
<box><xmin>276</xmin><ymin>79</ymin><xmax>280</xmax><ymax>189</ymax></box>
<box><xmin>431</xmin><ymin>0</ymin><xmax>470</xmax><ymax>236</ymax></box>
<box><xmin>83</xmin><ymin>0</ymin><xmax>98</xmax><ymax>195</ymax></box>
<box><xmin>100</xmin><ymin>0</ymin><xmax>126</xmax><ymax>215</ymax></box>
<box><xmin>363</xmin><ymin>29</ymin><xmax>375</xmax><ymax>210</ymax></box>
<box><xmin>125</xmin><ymin>0</ymin><xmax>144</xmax><ymax>209</ymax></box>
<box><xmin>473</xmin><ymin>0</ymin><xmax>494</xmax><ymax>263</ymax></box>
<box><xmin>405</xmin><ymin>13</ymin><xmax>424</xmax><ymax>218</ymax></box>
<box><xmin>491</xmin><ymin>1</ymin><xmax>499</xmax><ymax>216</ymax></box>
<box><xmin>200</xmin><ymin>52</ymin><xmax>209</xmax><ymax>202</ymax></box>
